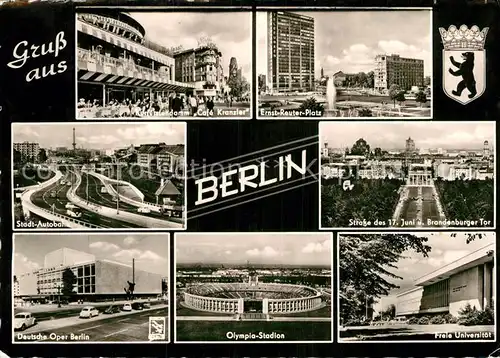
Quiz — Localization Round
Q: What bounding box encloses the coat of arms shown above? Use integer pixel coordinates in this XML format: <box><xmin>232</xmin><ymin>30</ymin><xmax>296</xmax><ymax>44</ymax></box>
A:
<box><xmin>439</xmin><ymin>25</ymin><xmax>489</xmax><ymax>105</ymax></box>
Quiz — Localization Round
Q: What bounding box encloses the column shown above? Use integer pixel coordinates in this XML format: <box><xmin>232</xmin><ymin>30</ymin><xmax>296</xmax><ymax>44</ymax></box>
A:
<box><xmin>102</xmin><ymin>83</ymin><xmax>106</xmax><ymax>107</ymax></box>
<box><xmin>263</xmin><ymin>298</ymin><xmax>269</xmax><ymax>314</ymax></box>
<box><xmin>237</xmin><ymin>298</ymin><xmax>244</xmax><ymax>313</ymax></box>
<box><xmin>484</xmin><ymin>262</ymin><xmax>492</xmax><ymax>309</ymax></box>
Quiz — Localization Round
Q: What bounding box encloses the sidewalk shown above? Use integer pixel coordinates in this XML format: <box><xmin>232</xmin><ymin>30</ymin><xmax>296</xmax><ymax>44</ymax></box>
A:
<box><xmin>19</xmin><ymin>304</ymin><xmax>168</xmax><ymax>334</ymax></box>
<box><xmin>16</xmin><ymin>298</ymin><xmax>164</xmax><ymax>313</ymax></box>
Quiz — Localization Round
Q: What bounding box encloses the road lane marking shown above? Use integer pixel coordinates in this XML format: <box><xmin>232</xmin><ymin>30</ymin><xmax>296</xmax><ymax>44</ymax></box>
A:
<box><xmin>78</xmin><ymin>324</ymin><xmax>103</xmax><ymax>332</ymax></box>
<box><xmin>103</xmin><ymin>327</ymin><xmax>130</xmax><ymax>338</ymax></box>
<box><xmin>117</xmin><ymin>318</ymin><xmax>131</xmax><ymax>322</ymax></box>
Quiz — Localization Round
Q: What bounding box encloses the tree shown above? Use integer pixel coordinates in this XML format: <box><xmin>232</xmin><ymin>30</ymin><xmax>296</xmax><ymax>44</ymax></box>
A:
<box><xmin>350</xmin><ymin>138</ymin><xmax>370</xmax><ymax>156</ymax></box>
<box><xmin>367</xmin><ymin>71</ymin><xmax>375</xmax><ymax>88</ymax></box>
<box><xmin>373</xmin><ymin>147</ymin><xmax>382</xmax><ymax>158</ymax></box>
<box><xmin>388</xmin><ymin>84</ymin><xmax>402</xmax><ymax>108</ymax></box>
<box><xmin>395</xmin><ymin>91</ymin><xmax>406</xmax><ymax>106</ymax></box>
<box><xmin>424</xmin><ymin>76</ymin><xmax>431</xmax><ymax>87</ymax></box>
<box><xmin>61</xmin><ymin>268</ymin><xmax>77</xmax><ymax>297</ymax></box>
<box><xmin>415</xmin><ymin>91</ymin><xmax>427</xmax><ymax>107</ymax></box>
<box><xmin>38</xmin><ymin>148</ymin><xmax>48</xmax><ymax>163</ymax></box>
<box><xmin>339</xmin><ymin>233</ymin><xmax>431</xmax><ymax>323</ymax></box>
<box><xmin>380</xmin><ymin>304</ymin><xmax>396</xmax><ymax>320</ymax></box>
<box><xmin>358</xmin><ymin>108</ymin><xmax>372</xmax><ymax>117</ymax></box>
<box><xmin>298</xmin><ymin>97</ymin><xmax>324</xmax><ymax>117</ymax></box>
<box><xmin>227</xmin><ymin>75</ymin><xmax>250</xmax><ymax>99</ymax></box>
<box><xmin>13</xmin><ymin>149</ymin><xmax>23</xmax><ymax>166</ymax></box>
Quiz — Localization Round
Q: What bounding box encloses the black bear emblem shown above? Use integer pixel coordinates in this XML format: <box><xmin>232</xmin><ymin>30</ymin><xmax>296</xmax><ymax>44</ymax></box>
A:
<box><xmin>448</xmin><ymin>52</ymin><xmax>477</xmax><ymax>99</ymax></box>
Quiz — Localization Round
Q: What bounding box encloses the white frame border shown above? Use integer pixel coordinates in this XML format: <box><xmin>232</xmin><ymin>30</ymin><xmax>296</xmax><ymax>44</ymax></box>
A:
<box><xmin>11</xmin><ymin>121</ymin><xmax>187</xmax><ymax>232</ymax></box>
<box><xmin>318</xmin><ymin>120</ymin><xmax>497</xmax><ymax>231</ymax></box>
<box><xmin>173</xmin><ymin>231</ymin><xmax>334</xmax><ymax>344</ymax></box>
<box><xmin>255</xmin><ymin>7</ymin><xmax>434</xmax><ymax>121</ymax></box>
<box><xmin>73</xmin><ymin>8</ymin><xmax>253</xmax><ymax>121</ymax></box>
<box><xmin>335</xmin><ymin>230</ymin><xmax>497</xmax><ymax>344</ymax></box>
<box><xmin>11</xmin><ymin>232</ymin><xmax>171</xmax><ymax>344</ymax></box>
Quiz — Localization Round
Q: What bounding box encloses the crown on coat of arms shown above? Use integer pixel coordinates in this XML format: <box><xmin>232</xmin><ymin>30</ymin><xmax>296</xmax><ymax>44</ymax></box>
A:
<box><xmin>439</xmin><ymin>25</ymin><xmax>488</xmax><ymax>50</ymax></box>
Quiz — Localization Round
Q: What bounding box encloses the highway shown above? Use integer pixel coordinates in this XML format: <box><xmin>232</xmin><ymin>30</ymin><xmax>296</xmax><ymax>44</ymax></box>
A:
<box><xmin>29</xmin><ymin>171</ymin><xmax>141</xmax><ymax>229</ymax></box>
<box><xmin>15</xmin><ymin>307</ymin><xmax>168</xmax><ymax>342</ymax></box>
<box><xmin>79</xmin><ymin>172</ymin><xmax>179</xmax><ymax>222</ymax></box>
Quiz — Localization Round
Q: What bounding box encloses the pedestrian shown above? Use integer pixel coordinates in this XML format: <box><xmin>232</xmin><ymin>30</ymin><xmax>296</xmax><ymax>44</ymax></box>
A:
<box><xmin>206</xmin><ymin>96</ymin><xmax>215</xmax><ymax>116</ymax></box>
<box><xmin>189</xmin><ymin>94</ymin><xmax>198</xmax><ymax>116</ymax></box>
<box><xmin>172</xmin><ymin>93</ymin><xmax>183</xmax><ymax>117</ymax></box>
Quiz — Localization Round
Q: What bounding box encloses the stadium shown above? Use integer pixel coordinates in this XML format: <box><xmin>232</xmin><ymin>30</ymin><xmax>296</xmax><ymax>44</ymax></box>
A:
<box><xmin>182</xmin><ymin>276</ymin><xmax>324</xmax><ymax>315</ymax></box>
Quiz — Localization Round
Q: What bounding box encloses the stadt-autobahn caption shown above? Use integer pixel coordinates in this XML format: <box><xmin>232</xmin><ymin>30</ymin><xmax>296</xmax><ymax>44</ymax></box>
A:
<box><xmin>13</xmin><ymin>233</ymin><xmax>169</xmax><ymax>343</ymax></box>
<box><xmin>174</xmin><ymin>233</ymin><xmax>333</xmax><ymax>343</ymax></box>
<box><xmin>337</xmin><ymin>232</ymin><xmax>495</xmax><ymax>342</ymax></box>
<box><xmin>256</xmin><ymin>9</ymin><xmax>432</xmax><ymax>119</ymax></box>
<box><xmin>12</xmin><ymin>122</ymin><xmax>186</xmax><ymax>230</ymax></box>
<box><xmin>76</xmin><ymin>11</ymin><xmax>251</xmax><ymax>119</ymax></box>
<box><xmin>320</xmin><ymin>121</ymin><xmax>495</xmax><ymax>229</ymax></box>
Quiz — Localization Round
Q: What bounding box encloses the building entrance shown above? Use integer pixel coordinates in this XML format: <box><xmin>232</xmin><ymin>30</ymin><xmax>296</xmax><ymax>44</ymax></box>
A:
<box><xmin>244</xmin><ymin>299</ymin><xmax>263</xmax><ymax>313</ymax></box>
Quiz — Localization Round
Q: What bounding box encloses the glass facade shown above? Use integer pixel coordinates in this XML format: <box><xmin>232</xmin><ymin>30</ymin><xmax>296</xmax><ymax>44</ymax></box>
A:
<box><xmin>37</xmin><ymin>262</ymin><xmax>96</xmax><ymax>295</ymax></box>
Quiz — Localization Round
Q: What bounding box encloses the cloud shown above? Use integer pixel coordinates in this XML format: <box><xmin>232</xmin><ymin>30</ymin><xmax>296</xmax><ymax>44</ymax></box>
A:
<box><xmin>319</xmin><ymin>38</ymin><xmax>430</xmax><ymax>75</ymax></box>
<box><xmin>123</xmin><ymin>236</ymin><xmax>138</xmax><ymax>247</ymax></box>
<box><xmin>426</xmin><ymin>250</ymin><xmax>470</xmax><ymax>268</ymax></box>
<box><xmin>14</xmin><ymin>253</ymin><xmax>41</xmax><ymax>272</ymax></box>
<box><xmin>302</xmin><ymin>239</ymin><xmax>332</xmax><ymax>254</ymax></box>
<box><xmin>225</xmin><ymin>250</ymin><xmax>232</xmax><ymax>255</ymax></box>
<box><xmin>246</xmin><ymin>246</ymin><xmax>280</xmax><ymax>257</ymax></box>
<box><xmin>89</xmin><ymin>241</ymin><xmax>120</xmax><ymax>252</ymax></box>
<box><xmin>113</xmin><ymin>249</ymin><xmax>165</xmax><ymax>262</ymax></box>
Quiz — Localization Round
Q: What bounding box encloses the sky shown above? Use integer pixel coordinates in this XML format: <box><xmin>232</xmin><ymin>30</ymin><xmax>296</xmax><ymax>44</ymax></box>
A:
<box><xmin>320</xmin><ymin>122</ymin><xmax>495</xmax><ymax>150</ymax></box>
<box><xmin>176</xmin><ymin>233</ymin><xmax>332</xmax><ymax>266</ymax></box>
<box><xmin>340</xmin><ymin>232</ymin><xmax>496</xmax><ymax>313</ymax></box>
<box><xmin>14</xmin><ymin>234</ymin><xmax>169</xmax><ymax>276</ymax></box>
<box><xmin>12</xmin><ymin>123</ymin><xmax>185</xmax><ymax>151</ymax></box>
<box><xmin>130</xmin><ymin>12</ymin><xmax>252</xmax><ymax>81</ymax></box>
<box><xmin>257</xmin><ymin>10</ymin><xmax>432</xmax><ymax>79</ymax></box>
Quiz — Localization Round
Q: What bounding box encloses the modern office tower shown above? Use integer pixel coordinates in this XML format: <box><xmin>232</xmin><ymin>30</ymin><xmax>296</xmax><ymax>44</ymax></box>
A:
<box><xmin>267</xmin><ymin>11</ymin><xmax>315</xmax><ymax>93</ymax></box>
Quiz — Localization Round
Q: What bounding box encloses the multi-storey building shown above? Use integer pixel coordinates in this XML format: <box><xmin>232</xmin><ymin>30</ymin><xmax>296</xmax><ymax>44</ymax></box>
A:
<box><xmin>267</xmin><ymin>11</ymin><xmax>315</xmax><ymax>93</ymax></box>
<box><xmin>374</xmin><ymin>54</ymin><xmax>424</xmax><ymax>91</ymax></box>
<box><xmin>15</xmin><ymin>248</ymin><xmax>163</xmax><ymax>301</ymax></box>
<box><xmin>13</xmin><ymin>142</ymin><xmax>40</xmax><ymax>161</ymax></box>
<box><xmin>174</xmin><ymin>42</ymin><xmax>225</xmax><ymax>98</ymax></box>
<box><xmin>77</xmin><ymin>11</ymin><xmax>193</xmax><ymax>106</ymax></box>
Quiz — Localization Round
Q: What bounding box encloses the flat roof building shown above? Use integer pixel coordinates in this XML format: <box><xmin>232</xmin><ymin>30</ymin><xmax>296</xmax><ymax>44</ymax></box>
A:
<box><xmin>396</xmin><ymin>244</ymin><xmax>495</xmax><ymax>317</ymax></box>
<box><xmin>16</xmin><ymin>248</ymin><xmax>163</xmax><ymax>302</ymax></box>
<box><xmin>374</xmin><ymin>54</ymin><xmax>424</xmax><ymax>91</ymax></box>
<box><xmin>267</xmin><ymin>11</ymin><xmax>315</xmax><ymax>93</ymax></box>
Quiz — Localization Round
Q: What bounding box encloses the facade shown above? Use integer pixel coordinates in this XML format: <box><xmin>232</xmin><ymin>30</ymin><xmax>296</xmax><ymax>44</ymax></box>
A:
<box><xmin>14</xmin><ymin>142</ymin><xmax>40</xmax><ymax>161</ymax></box>
<box><xmin>174</xmin><ymin>44</ymin><xmax>225</xmax><ymax>97</ymax></box>
<box><xmin>374</xmin><ymin>54</ymin><xmax>424</xmax><ymax>91</ymax></box>
<box><xmin>15</xmin><ymin>248</ymin><xmax>163</xmax><ymax>301</ymax></box>
<box><xmin>136</xmin><ymin>143</ymin><xmax>184</xmax><ymax>175</ymax></box>
<box><xmin>77</xmin><ymin>11</ymin><xmax>193</xmax><ymax>106</ymax></box>
<box><xmin>183</xmin><ymin>282</ymin><xmax>323</xmax><ymax>314</ymax></box>
<box><xmin>396</xmin><ymin>244</ymin><xmax>495</xmax><ymax>317</ymax></box>
<box><xmin>267</xmin><ymin>11</ymin><xmax>315</xmax><ymax>93</ymax></box>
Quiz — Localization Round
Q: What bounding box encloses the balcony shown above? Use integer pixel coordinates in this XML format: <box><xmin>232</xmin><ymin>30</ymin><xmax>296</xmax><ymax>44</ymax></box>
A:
<box><xmin>77</xmin><ymin>48</ymin><xmax>194</xmax><ymax>90</ymax></box>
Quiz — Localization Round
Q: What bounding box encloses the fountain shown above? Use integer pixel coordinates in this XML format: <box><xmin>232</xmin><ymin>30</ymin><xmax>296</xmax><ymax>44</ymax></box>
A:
<box><xmin>325</xmin><ymin>75</ymin><xmax>337</xmax><ymax>116</ymax></box>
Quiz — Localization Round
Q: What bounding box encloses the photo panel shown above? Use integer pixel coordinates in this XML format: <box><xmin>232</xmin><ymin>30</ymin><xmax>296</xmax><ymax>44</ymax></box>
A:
<box><xmin>12</xmin><ymin>122</ymin><xmax>186</xmax><ymax>231</ymax></box>
<box><xmin>320</xmin><ymin>121</ymin><xmax>495</xmax><ymax>229</ymax></box>
<box><xmin>12</xmin><ymin>233</ymin><xmax>170</xmax><ymax>343</ymax></box>
<box><xmin>76</xmin><ymin>9</ymin><xmax>252</xmax><ymax>120</ymax></box>
<box><xmin>174</xmin><ymin>232</ymin><xmax>333</xmax><ymax>343</ymax></box>
<box><xmin>256</xmin><ymin>8</ymin><xmax>432</xmax><ymax>119</ymax></box>
<box><xmin>337</xmin><ymin>231</ymin><xmax>496</xmax><ymax>343</ymax></box>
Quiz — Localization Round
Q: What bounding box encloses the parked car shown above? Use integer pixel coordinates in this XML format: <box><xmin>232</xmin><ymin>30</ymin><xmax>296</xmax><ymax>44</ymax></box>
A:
<box><xmin>131</xmin><ymin>302</ymin><xmax>143</xmax><ymax>310</ymax></box>
<box><xmin>137</xmin><ymin>206</ymin><xmax>151</xmax><ymax>214</ymax></box>
<box><xmin>79</xmin><ymin>306</ymin><xmax>99</xmax><ymax>318</ymax></box>
<box><xmin>103</xmin><ymin>305</ymin><xmax>120</xmax><ymax>314</ymax></box>
<box><xmin>122</xmin><ymin>303</ymin><xmax>132</xmax><ymax>312</ymax></box>
<box><xmin>142</xmin><ymin>303</ymin><xmax>151</xmax><ymax>309</ymax></box>
<box><xmin>13</xmin><ymin>312</ymin><xmax>36</xmax><ymax>331</ymax></box>
<box><xmin>50</xmin><ymin>192</ymin><xmax>57</xmax><ymax>198</ymax></box>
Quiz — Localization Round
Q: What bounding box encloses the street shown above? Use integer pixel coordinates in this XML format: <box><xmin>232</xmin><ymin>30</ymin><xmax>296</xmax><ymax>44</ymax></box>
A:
<box><xmin>15</xmin><ymin>307</ymin><xmax>168</xmax><ymax>342</ymax></box>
